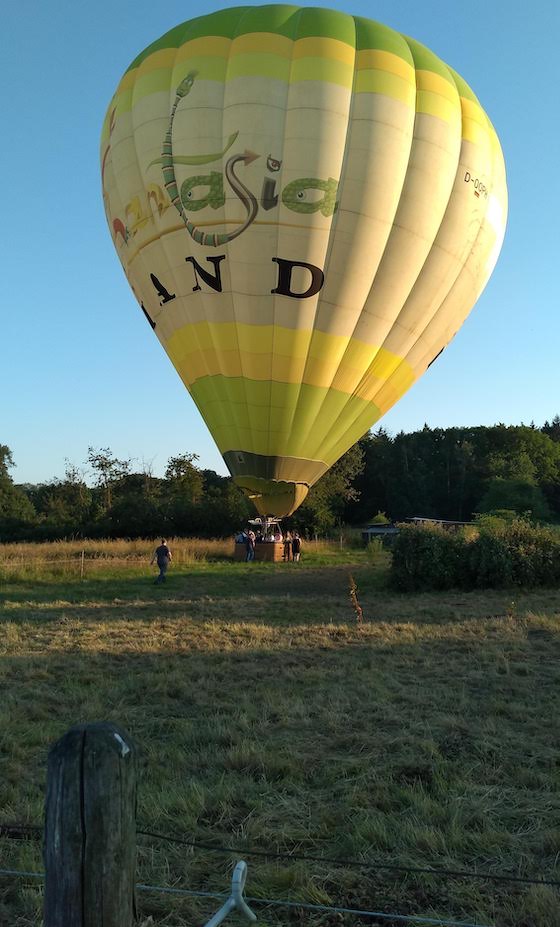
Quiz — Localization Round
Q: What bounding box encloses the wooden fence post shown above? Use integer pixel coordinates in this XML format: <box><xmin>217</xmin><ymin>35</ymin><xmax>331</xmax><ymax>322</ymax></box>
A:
<box><xmin>44</xmin><ymin>722</ymin><xmax>137</xmax><ymax>927</ymax></box>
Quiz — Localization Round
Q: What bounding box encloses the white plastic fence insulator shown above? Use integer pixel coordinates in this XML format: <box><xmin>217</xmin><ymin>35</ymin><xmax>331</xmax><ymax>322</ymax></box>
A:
<box><xmin>203</xmin><ymin>862</ymin><xmax>257</xmax><ymax>927</ymax></box>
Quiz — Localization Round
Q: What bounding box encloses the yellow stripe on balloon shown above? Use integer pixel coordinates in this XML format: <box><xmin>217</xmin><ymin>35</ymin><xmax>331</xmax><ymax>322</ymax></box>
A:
<box><xmin>136</xmin><ymin>47</ymin><xmax>178</xmax><ymax>73</ymax></box>
<box><xmin>176</xmin><ymin>35</ymin><xmax>233</xmax><ymax>61</ymax></box>
<box><xmin>115</xmin><ymin>70</ymin><xmax>137</xmax><ymax>96</ymax></box>
<box><xmin>416</xmin><ymin>69</ymin><xmax>458</xmax><ymax>102</ymax></box>
<box><xmin>292</xmin><ymin>36</ymin><xmax>355</xmax><ymax>65</ymax></box>
<box><xmin>460</xmin><ymin>96</ymin><xmax>494</xmax><ymax>148</ymax></box>
<box><xmin>415</xmin><ymin>69</ymin><xmax>460</xmax><ymax>124</ymax></box>
<box><xmin>165</xmin><ymin>322</ymin><xmax>411</xmax><ymax>398</ymax></box>
<box><xmin>106</xmin><ymin>27</ymin><xmax>500</xmax><ymax>154</ymax></box>
<box><xmin>119</xmin><ymin>36</ymin><xmax>411</xmax><ymax>96</ymax></box>
<box><xmin>132</xmin><ymin>69</ymin><xmax>175</xmax><ymax>100</ymax></box>
<box><xmin>226</xmin><ymin>52</ymin><xmax>293</xmax><ymax>81</ymax></box>
<box><xmin>416</xmin><ymin>90</ymin><xmax>460</xmax><ymax>124</ymax></box>
<box><xmin>291</xmin><ymin>56</ymin><xmax>354</xmax><ymax>85</ymax></box>
<box><xmin>230</xmin><ymin>32</ymin><xmax>292</xmax><ymax>57</ymax></box>
<box><xmin>356</xmin><ymin>49</ymin><xmax>415</xmax><ymax>81</ymax></box>
<box><xmin>373</xmin><ymin>361</ymin><xmax>419</xmax><ymax>415</ymax></box>
<box><xmin>354</xmin><ymin>69</ymin><xmax>415</xmax><ymax>105</ymax></box>
<box><xmin>109</xmin><ymin>33</ymin><xmax>424</xmax><ymax>116</ymax></box>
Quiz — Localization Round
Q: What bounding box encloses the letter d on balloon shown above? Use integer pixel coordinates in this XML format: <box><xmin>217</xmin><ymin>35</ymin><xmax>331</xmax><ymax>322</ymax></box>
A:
<box><xmin>271</xmin><ymin>258</ymin><xmax>325</xmax><ymax>299</ymax></box>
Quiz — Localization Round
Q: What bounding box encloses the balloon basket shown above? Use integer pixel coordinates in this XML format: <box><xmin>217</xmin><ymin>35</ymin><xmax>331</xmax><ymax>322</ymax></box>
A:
<box><xmin>235</xmin><ymin>542</ymin><xmax>286</xmax><ymax>563</ymax></box>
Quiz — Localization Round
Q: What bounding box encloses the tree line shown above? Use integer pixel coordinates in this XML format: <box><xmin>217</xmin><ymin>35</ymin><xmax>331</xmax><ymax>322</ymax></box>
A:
<box><xmin>346</xmin><ymin>417</ymin><xmax>560</xmax><ymax>527</ymax></box>
<box><xmin>1</xmin><ymin>417</ymin><xmax>559</xmax><ymax>541</ymax></box>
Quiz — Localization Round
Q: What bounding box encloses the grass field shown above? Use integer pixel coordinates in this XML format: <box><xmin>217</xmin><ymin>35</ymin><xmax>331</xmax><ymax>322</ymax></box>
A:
<box><xmin>1</xmin><ymin>540</ymin><xmax>559</xmax><ymax>926</ymax></box>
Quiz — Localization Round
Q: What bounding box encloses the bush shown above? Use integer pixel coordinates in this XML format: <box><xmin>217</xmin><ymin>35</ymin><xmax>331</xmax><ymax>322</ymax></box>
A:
<box><xmin>467</xmin><ymin>530</ymin><xmax>513</xmax><ymax>587</ymax></box>
<box><xmin>390</xmin><ymin>518</ymin><xmax>560</xmax><ymax>591</ymax></box>
<box><xmin>505</xmin><ymin>520</ymin><xmax>560</xmax><ymax>587</ymax></box>
<box><xmin>369</xmin><ymin>511</ymin><xmax>390</xmax><ymax>524</ymax></box>
<box><xmin>390</xmin><ymin>524</ymin><xmax>468</xmax><ymax>591</ymax></box>
<box><xmin>366</xmin><ymin>537</ymin><xmax>384</xmax><ymax>564</ymax></box>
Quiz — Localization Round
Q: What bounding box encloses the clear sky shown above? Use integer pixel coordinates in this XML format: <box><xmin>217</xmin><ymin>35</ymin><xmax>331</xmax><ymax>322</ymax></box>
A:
<box><xmin>1</xmin><ymin>0</ymin><xmax>558</xmax><ymax>485</ymax></box>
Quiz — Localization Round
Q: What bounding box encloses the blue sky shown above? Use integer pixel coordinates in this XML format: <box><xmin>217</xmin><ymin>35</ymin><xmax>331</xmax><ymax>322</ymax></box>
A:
<box><xmin>1</xmin><ymin>0</ymin><xmax>558</xmax><ymax>485</ymax></box>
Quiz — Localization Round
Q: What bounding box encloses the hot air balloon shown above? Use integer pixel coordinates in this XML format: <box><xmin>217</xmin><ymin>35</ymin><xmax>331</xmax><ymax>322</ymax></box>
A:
<box><xmin>101</xmin><ymin>5</ymin><xmax>507</xmax><ymax>517</ymax></box>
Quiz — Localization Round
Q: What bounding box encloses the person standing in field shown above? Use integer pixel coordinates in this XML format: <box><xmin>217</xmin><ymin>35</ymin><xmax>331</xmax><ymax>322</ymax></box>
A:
<box><xmin>245</xmin><ymin>530</ymin><xmax>256</xmax><ymax>562</ymax></box>
<box><xmin>291</xmin><ymin>532</ymin><xmax>302</xmax><ymax>562</ymax></box>
<box><xmin>151</xmin><ymin>538</ymin><xmax>172</xmax><ymax>583</ymax></box>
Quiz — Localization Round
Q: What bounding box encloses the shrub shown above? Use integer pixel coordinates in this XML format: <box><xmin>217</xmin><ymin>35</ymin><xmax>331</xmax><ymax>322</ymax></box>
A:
<box><xmin>390</xmin><ymin>524</ymin><xmax>468</xmax><ymax>591</ymax></box>
<box><xmin>369</xmin><ymin>511</ymin><xmax>390</xmax><ymax>524</ymax></box>
<box><xmin>467</xmin><ymin>530</ymin><xmax>513</xmax><ymax>587</ymax></box>
<box><xmin>390</xmin><ymin>517</ymin><xmax>560</xmax><ymax>591</ymax></box>
<box><xmin>366</xmin><ymin>537</ymin><xmax>384</xmax><ymax>564</ymax></box>
<box><xmin>505</xmin><ymin>519</ymin><xmax>560</xmax><ymax>587</ymax></box>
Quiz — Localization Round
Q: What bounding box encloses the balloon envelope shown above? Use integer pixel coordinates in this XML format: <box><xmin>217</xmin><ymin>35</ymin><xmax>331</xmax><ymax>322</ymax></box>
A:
<box><xmin>101</xmin><ymin>4</ymin><xmax>507</xmax><ymax>516</ymax></box>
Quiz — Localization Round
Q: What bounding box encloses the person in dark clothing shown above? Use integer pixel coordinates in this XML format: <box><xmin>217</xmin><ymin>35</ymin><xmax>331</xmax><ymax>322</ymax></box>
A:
<box><xmin>245</xmin><ymin>531</ymin><xmax>256</xmax><ymax>562</ymax></box>
<box><xmin>291</xmin><ymin>532</ymin><xmax>302</xmax><ymax>562</ymax></box>
<box><xmin>151</xmin><ymin>538</ymin><xmax>172</xmax><ymax>583</ymax></box>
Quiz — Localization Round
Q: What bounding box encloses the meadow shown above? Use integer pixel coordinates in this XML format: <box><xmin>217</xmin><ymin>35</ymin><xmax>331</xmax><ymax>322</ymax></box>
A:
<box><xmin>0</xmin><ymin>539</ymin><xmax>559</xmax><ymax>927</ymax></box>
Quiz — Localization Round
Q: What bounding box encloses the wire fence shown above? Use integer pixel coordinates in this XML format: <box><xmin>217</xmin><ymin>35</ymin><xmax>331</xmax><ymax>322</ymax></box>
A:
<box><xmin>0</xmin><ymin>554</ymin><xmax>149</xmax><ymax>578</ymax></box>
<box><xmin>0</xmin><ymin>865</ymin><xmax>494</xmax><ymax>927</ymax></box>
<box><xmin>136</xmin><ymin>827</ymin><xmax>560</xmax><ymax>889</ymax></box>
<box><xmin>0</xmin><ymin>540</ymin><xmax>238</xmax><ymax>573</ymax></box>
<box><xmin>2</xmin><ymin>821</ymin><xmax>559</xmax><ymax>889</ymax></box>
<box><xmin>0</xmin><ymin>552</ymin><xmax>207</xmax><ymax>579</ymax></box>
<box><xmin>2</xmin><ymin>818</ymin><xmax>559</xmax><ymax>927</ymax></box>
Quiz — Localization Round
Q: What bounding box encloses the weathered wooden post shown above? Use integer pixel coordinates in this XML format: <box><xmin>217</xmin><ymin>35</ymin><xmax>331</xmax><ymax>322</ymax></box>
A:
<box><xmin>44</xmin><ymin>722</ymin><xmax>137</xmax><ymax>926</ymax></box>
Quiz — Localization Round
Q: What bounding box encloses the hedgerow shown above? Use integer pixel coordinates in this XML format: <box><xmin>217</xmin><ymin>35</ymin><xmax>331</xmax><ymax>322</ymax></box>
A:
<box><xmin>390</xmin><ymin>518</ymin><xmax>560</xmax><ymax>590</ymax></box>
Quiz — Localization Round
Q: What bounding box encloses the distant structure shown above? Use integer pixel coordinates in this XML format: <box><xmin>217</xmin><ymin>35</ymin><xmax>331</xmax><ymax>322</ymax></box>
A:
<box><xmin>361</xmin><ymin>516</ymin><xmax>474</xmax><ymax>543</ymax></box>
<box><xmin>361</xmin><ymin>523</ymin><xmax>399</xmax><ymax>543</ymax></box>
<box><xmin>405</xmin><ymin>517</ymin><xmax>474</xmax><ymax>532</ymax></box>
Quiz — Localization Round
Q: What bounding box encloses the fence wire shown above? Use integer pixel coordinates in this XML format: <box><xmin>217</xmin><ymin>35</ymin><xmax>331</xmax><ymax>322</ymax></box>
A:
<box><xmin>137</xmin><ymin>827</ymin><xmax>560</xmax><ymax>889</ymax></box>
<box><xmin>2</xmin><ymin>820</ymin><xmax>559</xmax><ymax>889</ymax></box>
<box><xmin>0</xmin><ymin>867</ymin><xmax>494</xmax><ymax>927</ymax></box>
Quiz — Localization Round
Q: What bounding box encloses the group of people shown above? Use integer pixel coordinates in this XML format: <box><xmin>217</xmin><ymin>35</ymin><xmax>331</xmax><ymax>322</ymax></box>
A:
<box><xmin>151</xmin><ymin>525</ymin><xmax>303</xmax><ymax>581</ymax></box>
<box><xmin>237</xmin><ymin>527</ymin><xmax>302</xmax><ymax>562</ymax></box>
<box><xmin>282</xmin><ymin>531</ymin><xmax>302</xmax><ymax>562</ymax></box>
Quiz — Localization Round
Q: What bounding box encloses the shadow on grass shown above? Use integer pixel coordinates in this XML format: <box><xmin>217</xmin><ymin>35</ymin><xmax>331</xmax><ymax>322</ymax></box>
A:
<box><xmin>0</xmin><ymin>562</ymin><xmax>389</xmax><ymax>612</ymax></box>
<box><xmin>2</xmin><ymin>565</ymin><xmax>560</xmax><ymax>631</ymax></box>
<box><xmin>2</xmin><ymin>559</ymin><xmax>560</xmax><ymax>927</ymax></box>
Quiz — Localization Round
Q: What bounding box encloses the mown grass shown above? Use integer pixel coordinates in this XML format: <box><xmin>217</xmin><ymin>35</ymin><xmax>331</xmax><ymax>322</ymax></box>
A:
<box><xmin>0</xmin><ymin>541</ymin><xmax>559</xmax><ymax>926</ymax></box>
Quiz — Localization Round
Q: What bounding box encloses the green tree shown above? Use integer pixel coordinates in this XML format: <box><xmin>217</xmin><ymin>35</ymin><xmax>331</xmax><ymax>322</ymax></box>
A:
<box><xmin>108</xmin><ymin>472</ymin><xmax>167</xmax><ymax>537</ymax></box>
<box><xmin>194</xmin><ymin>474</ymin><xmax>252</xmax><ymax>536</ymax></box>
<box><xmin>344</xmin><ymin>430</ymin><xmax>395</xmax><ymax>524</ymax></box>
<box><xmin>0</xmin><ymin>445</ymin><xmax>36</xmax><ymax>539</ymax></box>
<box><xmin>477</xmin><ymin>479</ymin><xmax>551</xmax><ymax>521</ymax></box>
<box><xmin>294</xmin><ymin>441</ymin><xmax>365</xmax><ymax>534</ymax></box>
<box><xmin>161</xmin><ymin>453</ymin><xmax>205</xmax><ymax>534</ymax></box>
<box><xmin>542</xmin><ymin>415</ymin><xmax>560</xmax><ymax>442</ymax></box>
<box><xmin>26</xmin><ymin>461</ymin><xmax>93</xmax><ymax>539</ymax></box>
<box><xmin>87</xmin><ymin>447</ymin><xmax>131</xmax><ymax>510</ymax></box>
<box><xmin>164</xmin><ymin>453</ymin><xmax>204</xmax><ymax>503</ymax></box>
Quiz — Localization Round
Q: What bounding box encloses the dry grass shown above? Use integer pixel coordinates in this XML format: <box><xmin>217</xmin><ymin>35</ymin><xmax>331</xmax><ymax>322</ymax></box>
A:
<box><xmin>0</xmin><ymin>538</ymin><xmax>346</xmax><ymax>582</ymax></box>
<box><xmin>0</xmin><ymin>538</ymin><xmax>234</xmax><ymax>582</ymax></box>
<box><xmin>0</xmin><ymin>544</ymin><xmax>559</xmax><ymax>926</ymax></box>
